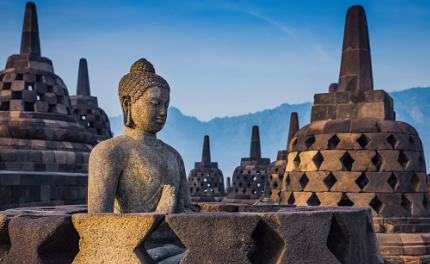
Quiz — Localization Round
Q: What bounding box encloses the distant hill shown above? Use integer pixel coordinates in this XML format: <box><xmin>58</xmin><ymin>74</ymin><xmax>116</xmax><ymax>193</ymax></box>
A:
<box><xmin>110</xmin><ymin>87</ymin><xmax>430</xmax><ymax>180</ymax></box>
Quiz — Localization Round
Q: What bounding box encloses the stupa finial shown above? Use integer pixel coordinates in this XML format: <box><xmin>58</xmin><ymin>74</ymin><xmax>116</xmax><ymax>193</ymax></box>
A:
<box><xmin>337</xmin><ymin>5</ymin><xmax>373</xmax><ymax>92</ymax></box>
<box><xmin>201</xmin><ymin>135</ymin><xmax>211</xmax><ymax>163</ymax></box>
<box><xmin>20</xmin><ymin>2</ymin><xmax>40</xmax><ymax>56</ymax></box>
<box><xmin>250</xmin><ymin>126</ymin><xmax>261</xmax><ymax>159</ymax></box>
<box><xmin>77</xmin><ymin>58</ymin><xmax>91</xmax><ymax>96</ymax></box>
<box><xmin>287</xmin><ymin>112</ymin><xmax>299</xmax><ymax>148</ymax></box>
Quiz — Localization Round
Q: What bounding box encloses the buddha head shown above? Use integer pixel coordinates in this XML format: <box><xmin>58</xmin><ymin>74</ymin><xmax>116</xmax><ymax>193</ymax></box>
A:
<box><xmin>118</xmin><ymin>59</ymin><xmax>170</xmax><ymax>134</ymax></box>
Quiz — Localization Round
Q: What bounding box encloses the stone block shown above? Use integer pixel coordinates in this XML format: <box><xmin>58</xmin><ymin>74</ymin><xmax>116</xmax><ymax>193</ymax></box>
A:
<box><xmin>21</xmin><ymin>90</ymin><xmax>37</xmax><ymax>103</ymax></box>
<box><xmin>2</xmin><ymin>73</ymin><xmax>16</xmax><ymax>82</ymax></box>
<box><xmin>364</xmin><ymin>133</ymin><xmax>393</xmax><ymax>150</ymax></box>
<box><xmin>363</xmin><ymin>172</ymin><xmax>395</xmax><ymax>193</ymax></box>
<box><xmin>40</xmin><ymin>185</ymin><xmax>50</xmax><ymax>201</ymax></box>
<box><xmin>393</xmin><ymin>172</ymin><xmax>415</xmax><ymax>193</ymax></box>
<box><xmin>42</xmin><ymin>93</ymin><xmax>57</xmax><ymax>104</ymax></box>
<box><xmin>298</xmin><ymin>151</ymin><xmax>319</xmax><ymax>171</ymax></box>
<box><xmin>53</xmin><ymin>104</ymin><xmax>68</xmax><ymax>115</ymax></box>
<box><xmin>303</xmin><ymin>171</ymin><xmax>330</xmax><ymax>192</ymax></box>
<box><xmin>309</xmin><ymin>134</ymin><xmax>334</xmax><ymax>150</ymax></box>
<box><xmin>42</xmin><ymin>150</ymin><xmax>55</xmax><ymax>163</ymax></box>
<box><xmin>73</xmin><ymin>213</ymin><xmax>164</xmax><ymax>263</ymax></box>
<box><xmin>348</xmin><ymin>91</ymin><xmax>366</xmax><ymax>103</ymax></box>
<box><xmin>412</xmin><ymin>172</ymin><xmax>427</xmax><ymax>192</ymax></box>
<box><xmin>53</xmin><ymin>85</ymin><xmax>64</xmax><ymax>96</ymax></box>
<box><xmin>398</xmin><ymin>234</ymin><xmax>426</xmax><ymax>256</ymax></box>
<box><xmin>348</xmin><ymin>150</ymin><xmax>377</xmax><ymax>171</ymax></box>
<box><xmin>0</xmin><ymin>174</ymin><xmax>20</xmax><ymax>186</ymax></box>
<box><xmin>319</xmin><ymin>150</ymin><xmax>344</xmax><ymax>171</ymax></box>
<box><xmin>283</xmin><ymin>172</ymin><xmax>306</xmax><ymax>192</ymax></box>
<box><xmin>358</xmin><ymin>102</ymin><xmax>387</xmax><ymax>119</ymax></box>
<box><xmin>376</xmin><ymin>233</ymin><xmax>404</xmax><ymax>256</ymax></box>
<box><xmin>292</xmin><ymin>192</ymin><xmax>313</xmax><ymax>206</ymax></box>
<box><xmin>327</xmin><ymin>105</ymin><xmax>337</xmax><ymax>120</ymax></box>
<box><xmin>322</xmin><ymin>120</ymin><xmax>351</xmax><ymax>134</ymax></box>
<box><xmin>311</xmin><ymin>105</ymin><xmax>328</xmax><ymax>122</ymax></box>
<box><xmin>315</xmin><ymin>192</ymin><xmax>343</xmax><ymax>206</ymax></box>
<box><xmin>337</xmin><ymin>103</ymin><xmax>359</xmax><ymax>120</ymax></box>
<box><xmin>3</xmin><ymin>215</ymin><xmax>79</xmax><ymax>264</ymax></box>
<box><xmin>403</xmin><ymin>151</ymin><xmax>423</xmax><ymax>172</ymax></box>
<box><xmin>331</xmin><ymin>172</ymin><xmax>362</xmax><ymax>192</ymax></box>
<box><xmin>295</xmin><ymin>135</ymin><xmax>316</xmax><ymax>151</ymax></box>
<box><xmin>346</xmin><ymin>193</ymin><xmax>377</xmax><ymax>216</ymax></box>
<box><xmin>166</xmin><ymin>212</ymin><xmax>258</xmax><ymax>264</ymax></box>
<box><xmin>335</xmin><ymin>92</ymin><xmax>349</xmax><ymax>104</ymax></box>
<box><xmin>34</xmin><ymin>101</ymin><xmax>49</xmax><ymax>112</ymax></box>
<box><xmin>403</xmin><ymin>193</ymin><xmax>428</xmax><ymax>217</ymax></box>
<box><xmin>54</xmin><ymin>151</ymin><xmax>68</xmax><ymax>164</ymax></box>
<box><xmin>350</xmin><ymin>118</ymin><xmax>379</xmax><ymax>133</ymax></box>
<box><xmin>314</xmin><ymin>93</ymin><xmax>335</xmax><ymax>104</ymax></box>
<box><xmin>0</xmin><ymin>90</ymin><xmax>12</xmax><ymax>101</ymax></box>
<box><xmin>0</xmin><ymin>187</ymin><xmax>12</xmax><ymax>205</ymax></box>
<box><xmin>379</xmin><ymin>150</ymin><xmax>404</xmax><ymax>172</ymax></box>
<box><xmin>335</xmin><ymin>133</ymin><xmax>362</xmax><ymax>150</ymax></box>
<box><xmin>24</xmin><ymin>74</ymin><xmax>36</xmax><ymax>83</ymax></box>
<box><xmin>249</xmin><ymin>211</ymin><xmax>339</xmax><ymax>263</ymax></box>
<box><xmin>377</xmin><ymin>193</ymin><xmax>409</xmax><ymax>217</ymax></box>
<box><xmin>34</xmin><ymin>82</ymin><xmax>47</xmax><ymax>94</ymax></box>
<box><xmin>9</xmin><ymin>100</ymin><xmax>24</xmax><ymax>111</ymax></box>
<box><xmin>10</xmin><ymin>81</ymin><xmax>25</xmax><ymax>91</ymax></box>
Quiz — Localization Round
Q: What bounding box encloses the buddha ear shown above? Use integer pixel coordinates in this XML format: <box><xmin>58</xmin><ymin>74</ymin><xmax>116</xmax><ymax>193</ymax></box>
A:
<box><xmin>122</xmin><ymin>95</ymin><xmax>133</xmax><ymax>127</ymax></box>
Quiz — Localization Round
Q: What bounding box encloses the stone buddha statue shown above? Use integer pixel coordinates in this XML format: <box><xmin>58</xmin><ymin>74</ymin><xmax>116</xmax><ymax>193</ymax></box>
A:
<box><xmin>88</xmin><ymin>58</ymin><xmax>193</xmax><ymax>215</ymax></box>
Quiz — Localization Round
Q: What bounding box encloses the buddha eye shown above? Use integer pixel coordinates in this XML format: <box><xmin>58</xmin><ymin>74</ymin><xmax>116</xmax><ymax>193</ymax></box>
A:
<box><xmin>150</xmin><ymin>100</ymin><xmax>160</xmax><ymax>105</ymax></box>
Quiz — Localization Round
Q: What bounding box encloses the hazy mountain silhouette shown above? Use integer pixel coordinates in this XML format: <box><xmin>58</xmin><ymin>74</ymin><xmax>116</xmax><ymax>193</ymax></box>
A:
<box><xmin>110</xmin><ymin>87</ymin><xmax>430</xmax><ymax>180</ymax></box>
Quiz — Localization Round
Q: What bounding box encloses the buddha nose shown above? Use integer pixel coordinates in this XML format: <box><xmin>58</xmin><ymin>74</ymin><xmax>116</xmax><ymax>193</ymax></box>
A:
<box><xmin>160</xmin><ymin>106</ymin><xmax>167</xmax><ymax>117</ymax></box>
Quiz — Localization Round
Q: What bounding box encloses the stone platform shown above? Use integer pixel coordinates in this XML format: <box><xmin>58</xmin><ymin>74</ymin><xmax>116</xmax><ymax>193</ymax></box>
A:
<box><xmin>0</xmin><ymin>204</ymin><xmax>387</xmax><ymax>263</ymax></box>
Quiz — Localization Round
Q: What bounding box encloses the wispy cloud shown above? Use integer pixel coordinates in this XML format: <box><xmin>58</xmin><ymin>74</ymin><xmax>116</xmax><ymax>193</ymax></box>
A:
<box><xmin>243</xmin><ymin>9</ymin><xmax>297</xmax><ymax>40</ymax></box>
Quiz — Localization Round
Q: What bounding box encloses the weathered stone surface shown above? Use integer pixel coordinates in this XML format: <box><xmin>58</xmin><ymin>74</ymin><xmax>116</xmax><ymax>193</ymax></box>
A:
<box><xmin>72</xmin><ymin>213</ymin><xmax>164</xmax><ymax>264</ymax></box>
<box><xmin>331</xmin><ymin>172</ymin><xmax>362</xmax><ymax>192</ymax></box>
<box><xmin>316</xmin><ymin>192</ymin><xmax>343</xmax><ymax>206</ymax></box>
<box><xmin>304</xmin><ymin>171</ymin><xmax>330</xmax><ymax>192</ymax></box>
<box><xmin>319</xmin><ymin>150</ymin><xmax>344</xmax><ymax>171</ymax></box>
<box><xmin>292</xmin><ymin>192</ymin><xmax>313</xmax><ymax>206</ymax></box>
<box><xmin>363</xmin><ymin>172</ymin><xmax>394</xmax><ymax>193</ymax></box>
<box><xmin>298</xmin><ymin>151</ymin><xmax>319</xmax><ymax>171</ymax></box>
<box><xmin>379</xmin><ymin>151</ymin><xmax>404</xmax><ymax>172</ymax></box>
<box><xmin>249</xmin><ymin>211</ymin><xmax>339</xmax><ymax>263</ymax></box>
<box><xmin>349</xmin><ymin>150</ymin><xmax>377</xmax><ymax>171</ymax></box>
<box><xmin>166</xmin><ymin>212</ymin><xmax>259</xmax><ymax>264</ymax></box>
<box><xmin>0</xmin><ymin>215</ymin><xmax>10</xmax><ymax>261</ymax></box>
<box><xmin>3</xmin><ymin>215</ymin><xmax>79</xmax><ymax>264</ymax></box>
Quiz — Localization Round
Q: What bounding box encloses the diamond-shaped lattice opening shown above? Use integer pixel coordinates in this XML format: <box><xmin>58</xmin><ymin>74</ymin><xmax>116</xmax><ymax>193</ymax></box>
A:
<box><xmin>253</xmin><ymin>176</ymin><xmax>257</xmax><ymax>181</ymax></box>
<box><xmin>328</xmin><ymin>135</ymin><xmax>340</xmax><ymax>150</ymax></box>
<box><xmin>357</xmin><ymin>134</ymin><xmax>369</xmax><ymax>148</ymax></box>
<box><xmin>247</xmin><ymin>182</ymin><xmax>252</xmax><ymax>188</ymax></box>
<box><xmin>239</xmin><ymin>182</ymin><xmax>243</xmax><ymax>187</ymax></box>
<box><xmin>424</xmin><ymin>195</ymin><xmax>429</xmax><ymax>212</ymax></box>
<box><xmin>409</xmin><ymin>136</ymin><xmax>415</xmax><ymax>145</ymax></box>
<box><xmin>305</xmin><ymin>136</ymin><xmax>316</xmax><ymax>149</ymax></box>
<box><xmin>252</xmin><ymin>189</ymin><xmax>257</xmax><ymax>194</ymax></box>
<box><xmin>293</xmin><ymin>154</ymin><xmax>301</xmax><ymax>168</ymax></box>
<box><xmin>323</xmin><ymin>173</ymin><xmax>337</xmax><ymax>190</ymax></box>
<box><xmin>285</xmin><ymin>174</ymin><xmax>291</xmax><ymax>185</ymax></box>
<box><xmin>273</xmin><ymin>182</ymin><xmax>279</xmax><ymax>189</ymax></box>
<box><xmin>386</xmin><ymin>134</ymin><xmax>398</xmax><ymax>149</ymax></box>
<box><xmin>419</xmin><ymin>154</ymin><xmax>424</xmax><ymax>169</ymax></box>
<box><xmin>355</xmin><ymin>173</ymin><xmax>368</xmax><ymax>191</ymax></box>
<box><xmin>369</xmin><ymin>196</ymin><xmax>383</xmax><ymax>214</ymax></box>
<box><xmin>274</xmin><ymin>167</ymin><xmax>278</xmax><ymax>173</ymax></box>
<box><xmin>371</xmin><ymin>152</ymin><xmax>383</xmax><ymax>172</ymax></box>
<box><xmin>337</xmin><ymin>195</ymin><xmax>354</xmax><ymax>206</ymax></box>
<box><xmin>411</xmin><ymin>173</ymin><xmax>421</xmax><ymax>191</ymax></box>
<box><xmin>340</xmin><ymin>152</ymin><xmax>354</xmax><ymax>171</ymax></box>
<box><xmin>247</xmin><ymin>217</ymin><xmax>285</xmax><ymax>264</ymax></box>
<box><xmin>144</xmin><ymin>222</ymin><xmax>186</xmax><ymax>263</ymax></box>
<box><xmin>299</xmin><ymin>173</ymin><xmax>309</xmax><ymax>189</ymax></box>
<box><xmin>387</xmin><ymin>173</ymin><xmax>398</xmax><ymax>191</ymax></box>
<box><xmin>326</xmin><ymin>215</ymin><xmax>350</xmax><ymax>263</ymax></box>
<box><xmin>288</xmin><ymin>193</ymin><xmax>295</xmax><ymax>204</ymax></box>
<box><xmin>312</xmin><ymin>152</ymin><xmax>324</xmax><ymax>170</ymax></box>
<box><xmin>398</xmin><ymin>151</ymin><xmax>410</xmax><ymax>169</ymax></box>
<box><xmin>242</xmin><ymin>189</ymin><xmax>247</xmax><ymax>194</ymax></box>
<box><xmin>401</xmin><ymin>195</ymin><xmax>412</xmax><ymax>215</ymax></box>
<box><xmin>307</xmin><ymin>193</ymin><xmax>321</xmax><ymax>206</ymax></box>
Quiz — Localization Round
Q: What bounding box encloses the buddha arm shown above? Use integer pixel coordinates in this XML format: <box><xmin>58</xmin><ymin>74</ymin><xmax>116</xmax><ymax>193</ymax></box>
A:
<box><xmin>87</xmin><ymin>141</ymin><xmax>124</xmax><ymax>213</ymax></box>
<box><xmin>176</xmin><ymin>154</ymin><xmax>193</xmax><ymax>211</ymax></box>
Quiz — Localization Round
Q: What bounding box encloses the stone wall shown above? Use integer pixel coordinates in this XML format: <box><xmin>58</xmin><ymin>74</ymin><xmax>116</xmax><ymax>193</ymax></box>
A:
<box><xmin>0</xmin><ymin>204</ymin><xmax>387</xmax><ymax>264</ymax></box>
<box><xmin>0</xmin><ymin>171</ymin><xmax>87</xmax><ymax>210</ymax></box>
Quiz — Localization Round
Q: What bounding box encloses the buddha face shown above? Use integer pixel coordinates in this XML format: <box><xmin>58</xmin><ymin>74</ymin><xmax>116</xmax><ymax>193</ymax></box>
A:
<box><xmin>130</xmin><ymin>86</ymin><xmax>169</xmax><ymax>134</ymax></box>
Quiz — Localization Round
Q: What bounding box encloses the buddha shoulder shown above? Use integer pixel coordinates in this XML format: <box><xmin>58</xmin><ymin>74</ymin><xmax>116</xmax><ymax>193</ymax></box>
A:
<box><xmin>159</xmin><ymin>140</ymin><xmax>184</xmax><ymax>163</ymax></box>
<box><xmin>89</xmin><ymin>135</ymin><xmax>133</xmax><ymax>162</ymax></box>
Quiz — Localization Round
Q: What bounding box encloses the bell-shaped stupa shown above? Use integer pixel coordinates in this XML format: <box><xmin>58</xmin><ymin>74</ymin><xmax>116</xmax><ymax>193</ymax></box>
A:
<box><xmin>70</xmin><ymin>59</ymin><xmax>112</xmax><ymax>142</ymax></box>
<box><xmin>258</xmin><ymin>112</ymin><xmax>299</xmax><ymax>204</ymax></box>
<box><xmin>187</xmin><ymin>135</ymin><xmax>225</xmax><ymax>202</ymax></box>
<box><xmin>0</xmin><ymin>2</ymin><xmax>95</xmax><ymax>209</ymax></box>
<box><xmin>277</xmin><ymin>5</ymin><xmax>429</xmax><ymax>262</ymax></box>
<box><xmin>223</xmin><ymin>126</ymin><xmax>270</xmax><ymax>204</ymax></box>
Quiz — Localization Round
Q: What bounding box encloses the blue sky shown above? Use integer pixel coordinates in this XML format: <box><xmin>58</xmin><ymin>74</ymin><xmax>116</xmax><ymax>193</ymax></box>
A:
<box><xmin>0</xmin><ymin>0</ymin><xmax>429</xmax><ymax>121</ymax></box>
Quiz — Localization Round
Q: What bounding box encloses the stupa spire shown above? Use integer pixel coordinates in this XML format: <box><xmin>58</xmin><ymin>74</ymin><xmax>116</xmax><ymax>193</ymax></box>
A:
<box><xmin>287</xmin><ymin>112</ymin><xmax>299</xmax><ymax>148</ymax></box>
<box><xmin>20</xmin><ymin>2</ymin><xmax>40</xmax><ymax>56</ymax></box>
<box><xmin>337</xmin><ymin>5</ymin><xmax>373</xmax><ymax>92</ymax></box>
<box><xmin>250</xmin><ymin>126</ymin><xmax>261</xmax><ymax>159</ymax></box>
<box><xmin>77</xmin><ymin>58</ymin><xmax>91</xmax><ymax>96</ymax></box>
<box><xmin>201</xmin><ymin>135</ymin><xmax>211</xmax><ymax>163</ymax></box>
